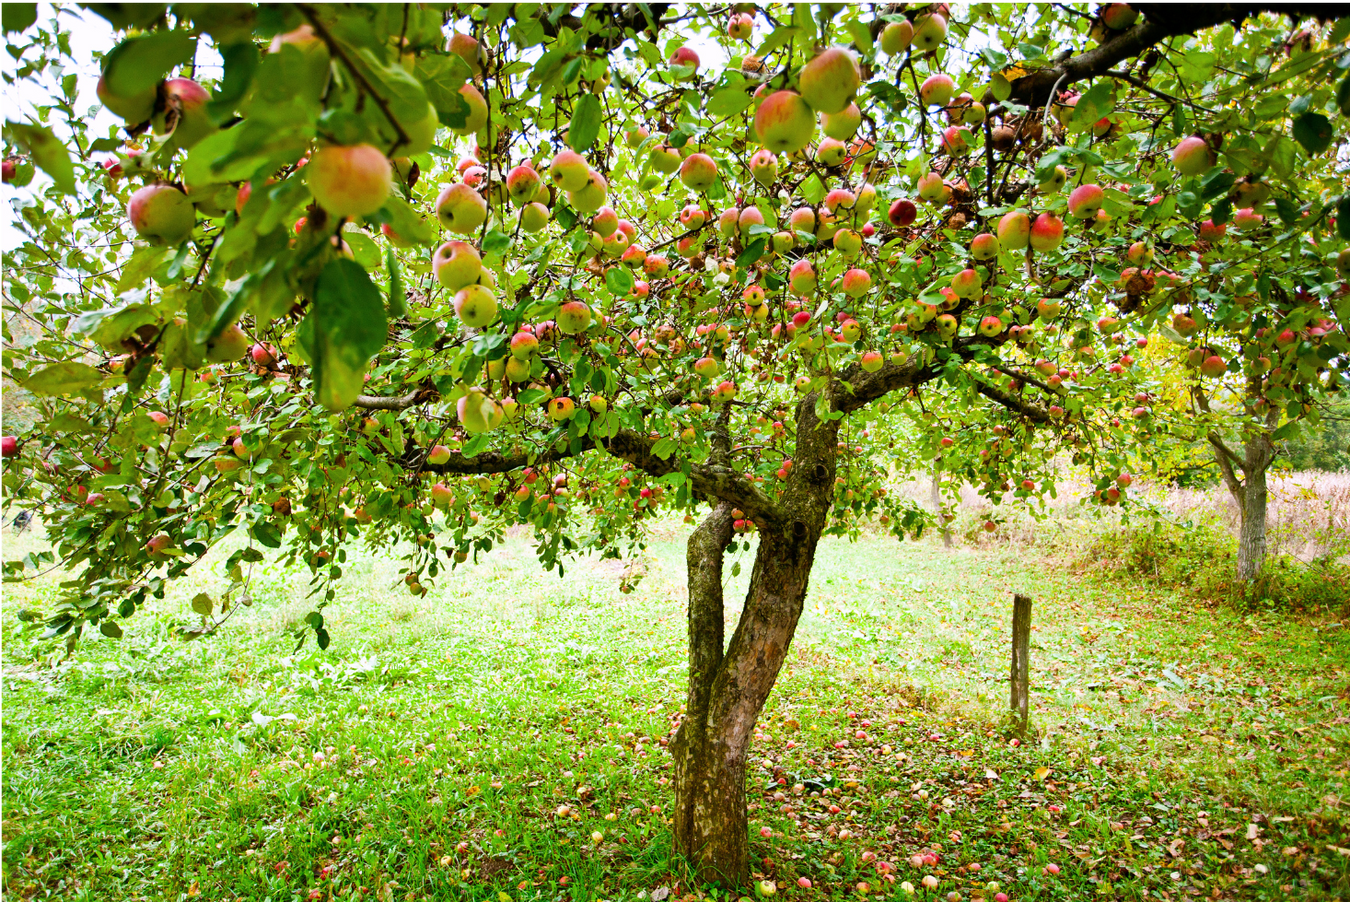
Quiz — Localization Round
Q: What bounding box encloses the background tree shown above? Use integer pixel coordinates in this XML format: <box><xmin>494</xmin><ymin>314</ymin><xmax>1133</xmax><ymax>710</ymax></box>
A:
<box><xmin>3</xmin><ymin>1</ymin><xmax>1349</xmax><ymax>884</ymax></box>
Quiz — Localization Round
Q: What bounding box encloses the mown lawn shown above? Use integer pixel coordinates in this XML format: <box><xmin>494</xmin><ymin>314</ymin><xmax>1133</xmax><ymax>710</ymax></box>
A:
<box><xmin>3</xmin><ymin>520</ymin><xmax>1348</xmax><ymax>901</ymax></box>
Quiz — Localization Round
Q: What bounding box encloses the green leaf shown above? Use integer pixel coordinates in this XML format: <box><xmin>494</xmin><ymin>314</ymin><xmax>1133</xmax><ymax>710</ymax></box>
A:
<box><xmin>569</xmin><ymin>94</ymin><xmax>602</xmax><ymax>152</ymax></box>
<box><xmin>1338</xmin><ymin>195</ymin><xmax>1350</xmax><ymax>241</ymax></box>
<box><xmin>481</xmin><ymin>228</ymin><xmax>511</xmax><ymax>257</ymax></box>
<box><xmin>416</xmin><ymin>55</ymin><xmax>471</xmax><ymax>129</ymax></box>
<box><xmin>605</xmin><ymin>266</ymin><xmax>634</xmax><ymax>297</ymax></box>
<box><xmin>737</xmin><ymin>237</ymin><xmax>766</xmax><ymax>268</ymax></box>
<box><xmin>1274</xmin><ymin>196</ymin><xmax>1300</xmax><ymax>225</ymax></box>
<box><xmin>1072</xmin><ymin>80</ymin><xmax>1114</xmax><ymax>130</ymax></box>
<box><xmin>5</xmin><ymin>121</ymin><xmax>74</xmax><ymax>195</ymax></box>
<box><xmin>208</xmin><ymin>42</ymin><xmax>260</xmax><ymax>122</ymax></box>
<box><xmin>1338</xmin><ymin>71</ymin><xmax>1350</xmax><ymax>117</ymax></box>
<box><xmin>386</xmin><ymin>247</ymin><xmax>407</xmax><ymax>318</ymax></box>
<box><xmin>1199</xmin><ymin>169</ymin><xmax>1234</xmax><ymax>201</ymax></box>
<box><xmin>2</xmin><ymin>3</ymin><xmax>36</xmax><ymax>33</ymax></box>
<box><xmin>706</xmin><ymin>87</ymin><xmax>755</xmax><ymax>118</ymax></box>
<box><xmin>651</xmin><ymin>437</ymin><xmax>678</xmax><ymax>459</ymax></box>
<box><xmin>251</xmin><ymin>523</ymin><xmax>282</xmax><ymax>548</ymax></box>
<box><xmin>1210</xmin><ymin>198</ymin><xmax>1232</xmax><ymax>225</ymax></box>
<box><xmin>191</xmin><ymin>593</ymin><xmax>214</xmax><ymax>616</ymax></box>
<box><xmin>22</xmin><ymin>362</ymin><xmax>104</xmax><ymax>396</ymax></box>
<box><xmin>316</xmin><ymin>628</ymin><xmax>330</xmax><ymax>650</ymax></box>
<box><xmin>303</xmin><ymin>259</ymin><xmax>388</xmax><ymax>411</ymax></box>
<box><xmin>115</xmin><ymin>246</ymin><xmax>170</xmax><ymax>293</ymax></box>
<box><xmin>98</xmin><ymin>620</ymin><xmax>124</xmax><ymax>639</ymax></box>
<box><xmin>105</xmin><ymin>31</ymin><xmax>197</xmax><ymax>98</ymax></box>
<box><xmin>381</xmin><ymin>195</ymin><xmax>437</xmax><ymax>246</ymax></box>
<box><xmin>1292</xmin><ymin>112</ymin><xmax>1334</xmax><ymax>156</ymax></box>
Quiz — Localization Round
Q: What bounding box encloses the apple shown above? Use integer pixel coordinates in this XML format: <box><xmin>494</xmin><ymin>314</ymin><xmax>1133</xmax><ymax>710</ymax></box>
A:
<box><xmin>96</xmin><ymin>70</ymin><xmax>157</xmax><ymax>123</ymax></box>
<box><xmin>434</xmin><ymin>241</ymin><xmax>483</xmax><ymax>290</ymax></box>
<box><xmin>153</xmin><ymin>78</ymin><xmax>214</xmax><ymax>149</ymax></box>
<box><xmin>1233</xmin><ymin>207</ymin><xmax>1263</xmax><ymax>230</ymax></box>
<box><xmin>728</xmin><ymin>12</ymin><xmax>754</xmax><ymax>39</ymax></box>
<box><xmin>753</xmin><ymin>90</ymin><xmax>815</xmax><ymax>154</ymax></box>
<box><xmin>1197</xmin><ymin>219</ymin><xmax>1226</xmax><ymax>242</ymax></box>
<box><xmin>816</xmin><ymin>137</ymin><xmax>848</xmax><ymax>167</ymax></box>
<box><xmin>997</xmin><ymin>210</ymin><xmax>1031</xmax><ymax>249</ymax></box>
<box><xmin>453</xmin><ymin>83</ymin><xmax>488</xmax><ymax>135</ymax></box>
<box><xmin>694</xmin><ymin>357</ymin><xmax>721</xmax><ymax>378</ymax></box>
<box><xmin>127</xmin><ymin>185</ymin><xmax>195</xmax><ymax>246</ymax></box>
<box><xmin>204</xmin><ymin>323</ymin><xmax>250</xmax><ymax>364</ymax></box>
<box><xmin>748</xmin><ymin>149</ymin><xmax>779</xmax><ymax>188</ymax></box>
<box><xmin>788</xmin><ymin>259</ymin><xmax>817</xmax><ymax>295</ymax></box>
<box><xmin>1</xmin><ymin>436</ymin><xmax>17</xmax><ymax>457</ymax></box>
<box><xmin>547</xmin><ymin>397</ymin><xmax>576</xmax><ymax>422</ymax></box>
<box><xmin>1067</xmin><ymin>184</ymin><xmax>1104</xmax><ymax>219</ymax></box>
<box><xmin>668</xmin><ymin>46</ymin><xmax>700</xmax><ymax>79</ymax></box>
<box><xmin>519</xmin><ymin>202</ymin><xmax>550</xmax><ymax>232</ymax></box>
<box><xmin>1029</xmin><ymin>212</ymin><xmax>1064</xmax><ymax>252</ymax></box>
<box><xmin>649</xmin><ymin>144</ymin><xmax>683</xmax><ymax>174</ymax></box>
<box><xmin>1101</xmin><ymin>3</ymin><xmax>1138</xmax><ymax>29</ymax></box>
<box><xmin>978</xmin><ymin>316</ymin><xmax>1003</xmax><ymax>337</ymax></box>
<box><xmin>506</xmin><ymin>165</ymin><xmax>542</xmax><ymax>207</ymax></box>
<box><xmin>969</xmin><ymin>232</ymin><xmax>999</xmax><ymax>260</ymax></box>
<box><xmin>888</xmin><ymin>199</ymin><xmax>917</xmax><ymax>227</ymax></box>
<box><xmin>447</xmin><ymin>31</ymin><xmax>483</xmax><ymax>75</ymax></box>
<box><xmin>799</xmin><ymin>47</ymin><xmax>860</xmax><ymax>115</ymax></box>
<box><xmin>592</xmin><ymin>206</ymin><xmax>620</xmax><ymax>238</ymax></box>
<box><xmin>435</xmin><ymin>182</ymin><xmax>489</xmax><ymax>234</ymax></box>
<box><xmin>306</xmin><ymin>144</ymin><xmax>392</xmax><ymax>220</ymax></box>
<box><xmin>833</xmin><ymin>228</ymin><xmax>863</xmax><ymax>259</ymax></box>
<box><xmin>431</xmin><ymin>482</ymin><xmax>453</xmax><ymax>507</ymax></box>
<box><xmin>1038</xmin><ymin>165</ymin><xmax>1067</xmax><ymax>194</ymax></box>
<box><xmin>1</xmin><ymin>158</ymin><xmax>17</xmax><ymax>183</ymax></box>
<box><xmin>951</xmin><ymin>268</ymin><xmax>982</xmax><ymax>299</ymax></box>
<box><xmin>940</xmin><ymin>125</ymin><xmax>971</xmax><ymax>156</ymax></box>
<box><xmin>1037</xmin><ymin>298</ymin><xmax>1061</xmax><ymax>320</ymax></box>
<box><xmin>1200</xmin><ymin>355</ymin><xmax>1227</xmax><ymax>378</ymax></box>
<box><xmin>917</xmin><ymin>171</ymin><xmax>946</xmax><ymax>202</ymax></box>
<box><xmin>679</xmin><ymin>153</ymin><xmax>718</xmax><ymax>191</ymax></box>
<box><xmin>557</xmin><ymin>300</ymin><xmax>593</xmax><ymax>334</ymax></box>
<box><xmin>146</xmin><ymin>533</ymin><xmax>172</xmax><ymax>555</ymax></box>
<box><xmin>880</xmin><ymin>20</ymin><xmax>913</xmax><ymax>54</ymax></box>
<box><xmin>919</xmin><ymin>73</ymin><xmax>955</xmax><ymax>108</ymax></box>
<box><xmin>568</xmin><ymin>169</ymin><xmax>608</xmax><ymax>213</ymax></box>
<box><xmin>841</xmin><ymin>268</ymin><xmax>872</xmax><ymax>298</ymax></box>
<box><xmin>549</xmin><ymin>150</ymin><xmax>590</xmax><ymax>191</ymax></box>
<box><xmin>912</xmin><ymin>12</ymin><xmax>949</xmax><ymax>51</ymax></box>
<box><xmin>821</xmin><ymin>103</ymin><xmax>861</xmax><ymax>141</ymax></box>
<box><xmin>860</xmin><ymin>351</ymin><xmax>883</xmax><ymax>372</ymax></box>
<box><xmin>1172</xmin><ymin>135</ymin><xmax>1214</xmax><ymax>177</ymax></box>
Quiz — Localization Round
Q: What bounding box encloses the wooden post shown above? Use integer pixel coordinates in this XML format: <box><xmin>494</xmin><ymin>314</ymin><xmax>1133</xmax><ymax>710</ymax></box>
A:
<box><xmin>1010</xmin><ymin>593</ymin><xmax>1031</xmax><ymax>733</ymax></box>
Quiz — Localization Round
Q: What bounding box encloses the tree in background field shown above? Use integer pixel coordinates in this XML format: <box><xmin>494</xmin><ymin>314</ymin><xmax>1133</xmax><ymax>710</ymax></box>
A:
<box><xmin>3</xmin><ymin>1</ymin><xmax>1349</xmax><ymax>882</ymax></box>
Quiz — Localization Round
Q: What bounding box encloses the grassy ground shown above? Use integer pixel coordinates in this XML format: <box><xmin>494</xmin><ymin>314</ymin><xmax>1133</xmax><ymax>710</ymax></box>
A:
<box><xmin>3</xmin><ymin>518</ymin><xmax>1349</xmax><ymax>901</ymax></box>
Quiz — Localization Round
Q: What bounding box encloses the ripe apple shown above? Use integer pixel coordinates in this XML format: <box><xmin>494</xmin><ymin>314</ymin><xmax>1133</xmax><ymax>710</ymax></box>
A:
<box><xmin>205</xmin><ymin>323</ymin><xmax>250</xmax><ymax>363</ymax></box>
<box><xmin>127</xmin><ymin>185</ymin><xmax>195</xmax><ymax>246</ymax></box>
<box><xmin>799</xmin><ymin>47</ymin><xmax>860</xmax><ymax>115</ymax></box>
<box><xmin>753</xmin><ymin>90</ymin><xmax>815</xmax><ymax>154</ymax></box>
<box><xmin>506</xmin><ymin>165</ymin><xmax>542</xmax><ymax>206</ymax></box>
<box><xmin>1172</xmin><ymin>136</ymin><xmax>1214</xmax><ymax>177</ymax></box>
<box><xmin>1200</xmin><ymin>355</ymin><xmax>1227</xmax><ymax>378</ymax></box>
<box><xmin>453</xmin><ymin>285</ymin><xmax>499</xmax><ymax>327</ymax></box>
<box><xmin>860</xmin><ymin>351</ymin><xmax>883</xmax><ymax>372</ymax></box>
<box><xmin>1029</xmin><ymin>213</ymin><xmax>1064</xmax><ymax>252</ymax></box>
<box><xmin>1</xmin><ymin>436</ymin><xmax>17</xmax><ymax>457</ymax></box>
<box><xmin>434</xmin><ymin>241</ymin><xmax>483</xmax><ymax>290</ymax></box>
<box><xmin>978</xmin><ymin>315</ymin><xmax>1003</xmax><ymax>337</ymax></box>
<box><xmin>547</xmin><ymin>397</ymin><xmax>576</xmax><ymax>422</ymax></box>
<box><xmin>435</xmin><ymin>182</ymin><xmax>488</xmax><ymax>234</ymax></box>
<box><xmin>880</xmin><ymin>20</ymin><xmax>913</xmax><ymax>55</ymax></box>
<box><xmin>969</xmin><ymin>232</ymin><xmax>999</xmax><ymax>260</ymax></box>
<box><xmin>1101</xmin><ymin>3</ymin><xmax>1138</xmax><ymax>29</ymax></box>
<box><xmin>917</xmin><ymin>171</ymin><xmax>946</xmax><ymax>202</ymax></box>
<box><xmin>997</xmin><ymin>210</ymin><xmax>1031</xmax><ymax>249</ymax></box>
<box><xmin>940</xmin><ymin>125</ymin><xmax>971</xmax><ymax>156</ymax></box>
<box><xmin>549</xmin><ymin>150</ymin><xmax>590</xmax><ymax>191</ymax></box>
<box><xmin>306</xmin><ymin>144</ymin><xmax>392</xmax><ymax>219</ymax></box>
<box><xmin>1233</xmin><ymin>207</ymin><xmax>1263</xmax><ymax>230</ymax></box>
<box><xmin>1037</xmin><ymin>298</ymin><xmax>1061</xmax><ymax>320</ymax></box>
<box><xmin>888</xmin><ymin>199</ymin><xmax>917</xmax><ymax>227</ymax></box>
<box><xmin>568</xmin><ymin>169</ymin><xmax>608</xmax><ymax>213</ymax></box>
<box><xmin>821</xmin><ymin>103</ymin><xmax>861</xmax><ymax>141</ymax></box>
<box><xmin>146</xmin><ymin>533</ymin><xmax>172</xmax><ymax>555</ymax></box>
<box><xmin>557</xmin><ymin>300</ymin><xmax>593</xmax><ymax>334</ymax></box>
<box><xmin>728</xmin><ymin>12</ymin><xmax>754</xmax><ymax>39</ymax></box>
<box><xmin>788</xmin><ymin>259</ymin><xmax>817</xmax><ymax>295</ymax></box>
<box><xmin>153</xmin><ymin>78</ymin><xmax>213</xmax><ymax>149</ymax></box>
<box><xmin>668</xmin><ymin>46</ymin><xmax>700</xmax><ymax>79</ymax></box>
<box><xmin>919</xmin><ymin>73</ymin><xmax>955</xmax><ymax>108</ymax></box>
<box><xmin>431</xmin><ymin>482</ymin><xmax>453</xmax><ymax>507</ymax></box>
<box><xmin>520</xmin><ymin>202</ymin><xmax>550</xmax><ymax>232</ymax></box>
<box><xmin>447</xmin><ymin>31</ymin><xmax>484</xmax><ymax>75</ymax></box>
<box><xmin>1067</xmin><ymin>184</ymin><xmax>1104</xmax><ymax>220</ymax></box>
<box><xmin>951</xmin><ymin>268</ymin><xmax>982</xmax><ymax>298</ymax></box>
<box><xmin>912</xmin><ymin>12</ymin><xmax>949</xmax><ymax>51</ymax></box>
<box><xmin>840</xmin><ymin>268</ymin><xmax>871</xmax><ymax>297</ymax></box>
<box><xmin>679</xmin><ymin>153</ymin><xmax>718</xmax><ymax>191</ymax></box>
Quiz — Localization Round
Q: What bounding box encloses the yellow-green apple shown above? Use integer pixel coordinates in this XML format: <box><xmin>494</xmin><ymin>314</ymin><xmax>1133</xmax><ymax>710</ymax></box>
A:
<box><xmin>308</xmin><ymin>144</ymin><xmax>392</xmax><ymax>219</ymax></box>
<box><xmin>728</xmin><ymin>12</ymin><xmax>753</xmax><ymax>39</ymax></box>
<box><xmin>912</xmin><ymin>13</ymin><xmax>948</xmax><ymax>51</ymax></box>
<box><xmin>649</xmin><ymin>144</ymin><xmax>683</xmax><ymax>173</ymax></box>
<box><xmin>568</xmin><ymin>169</ymin><xmax>608</xmax><ymax>212</ymax></box>
<box><xmin>1233</xmin><ymin>207</ymin><xmax>1263</xmax><ymax>230</ymax></box>
<box><xmin>592</xmin><ymin>206</ymin><xmax>619</xmax><ymax>237</ymax></box>
<box><xmin>880</xmin><ymin>20</ymin><xmax>914</xmax><ymax>54</ymax></box>
<box><xmin>997</xmin><ymin>210</ymin><xmax>1031</xmax><ymax>249</ymax></box>
<box><xmin>841</xmin><ymin>268</ymin><xmax>872</xmax><ymax>297</ymax></box>
<box><xmin>668</xmin><ymin>46</ymin><xmax>699</xmax><ymax>79</ymax></box>
<box><xmin>799</xmin><ymin>47</ymin><xmax>860</xmax><ymax>114</ymax></box>
<box><xmin>435</xmin><ymin>182</ymin><xmax>488</xmax><ymax>234</ymax></box>
<box><xmin>817</xmin><ymin>137</ymin><xmax>847</xmax><ymax>167</ymax></box>
<box><xmin>1172</xmin><ymin>136</ymin><xmax>1214</xmax><ymax>176</ymax></box>
<box><xmin>1199</xmin><ymin>355</ymin><xmax>1227</xmax><ymax>378</ymax></box>
<box><xmin>1038</xmin><ymin>165</ymin><xmax>1067</xmax><ymax>194</ymax></box>
<box><xmin>788</xmin><ymin>206</ymin><xmax>816</xmax><ymax>233</ymax></box>
<box><xmin>919</xmin><ymin>73</ymin><xmax>954</xmax><ymax>107</ymax></box>
<box><xmin>951</xmin><ymin>267</ymin><xmax>982</xmax><ymax>298</ymax></box>
<box><xmin>821</xmin><ymin>103</ymin><xmax>861</xmax><ymax>140</ymax></box>
<box><xmin>447</xmin><ymin>32</ymin><xmax>484</xmax><ymax>75</ymax></box>
<box><xmin>549</xmin><ymin>149</ymin><xmax>590</xmax><ymax>191</ymax></box>
<box><xmin>679</xmin><ymin>153</ymin><xmax>717</xmax><ymax>190</ymax></box>
<box><xmin>128</xmin><ymin>185</ymin><xmax>195</xmax><ymax>245</ymax></box>
<box><xmin>434</xmin><ymin>241</ymin><xmax>482</xmax><ymax>290</ymax></box>
<box><xmin>917</xmin><ymin>171</ymin><xmax>945</xmax><ymax>202</ymax></box>
<box><xmin>978</xmin><ymin>315</ymin><xmax>1003</xmax><ymax>337</ymax></box>
<box><xmin>205</xmin><ymin>323</ymin><xmax>250</xmax><ymax>363</ymax></box>
<box><xmin>520</xmin><ymin>202</ymin><xmax>550</xmax><ymax>231</ymax></box>
<box><xmin>454</xmin><ymin>84</ymin><xmax>488</xmax><ymax>134</ymax></box>
<box><xmin>1067</xmin><ymin>184</ymin><xmax>1104</xmax><ymax>220</ymax></box>
<box><xmin>941</xmin><ymin>126</ymin><xmax>971</xmax><ymax>156</ymax></box>
<box><xmin>146</xmin><ymin>533</ymin><xmax>172</xmax><ymax>555</ymax></box>
<box><xmin>749</xmin><ymin>149</ymin><xmax>779</xmax><ymax>186</ymax></box>
<box><xmin>453</xmin><ymin>285</ymin><xmax>498</xmax><ymax>327</ymax></box>
<box><xmin>506</xmin><ymin>165</ymin><xmax>542</xmax><ymax>206</ymax></box>
<box><xmin>557</xmin><ymin>301</ymin><xmax>592</xmax><ymax>334</ymax></box>
<box><xmin>970</xmin><ymin>232</ymin><xmax>998</xmax><ymax>260</ymax></box>
<box><xmin>547</xmin><ymin>396</ymin><xmax>576</xmax><ymax>422</ymax></box>
<box><xmin>1197</xmin><ymin>219</ymin><xmax>1225</xmax><ymax>242</ymax></box>
<box><xmin>1101</xmin><ymin>3</ymin><xmax>1138</xmax><ymax>29</ymax></box>
<box><xmin>1126</xmin><ymin>241</ymin><xmax>1153</xmax><ymax>266</ymax></box>
<box><xmin>754</xmin><ymin>90</ymin><xmax>816</xmax><ymax>153</ymax></box>
<box><xmin>1037</xmin><ymin>298</ymin><xmax>1061</xmax><ymax>320</ymax></box>
<box><xmin>789</xmin><ymin>259</ymin><xmax>817</xmax><ymax>295</ymax></box>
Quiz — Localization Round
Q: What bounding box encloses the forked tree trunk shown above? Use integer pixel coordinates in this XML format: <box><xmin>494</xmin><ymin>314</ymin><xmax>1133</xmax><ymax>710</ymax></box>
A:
<box><xmin>1207</xmin><ymin>406</ymin><xmax>1279</xmax><ymax>582</ymax></box>
<box><xmin>672</xmin><ymin>397</ymin><xmax>837</xmax><ymax>885</ymax></box>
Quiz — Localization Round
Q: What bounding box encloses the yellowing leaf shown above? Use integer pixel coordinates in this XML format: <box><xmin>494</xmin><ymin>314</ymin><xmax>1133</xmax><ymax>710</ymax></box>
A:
<box><xmin>1034</xmin><ymin>766</ymin><xmax>1052</xmax><ymax>780</ymax></box>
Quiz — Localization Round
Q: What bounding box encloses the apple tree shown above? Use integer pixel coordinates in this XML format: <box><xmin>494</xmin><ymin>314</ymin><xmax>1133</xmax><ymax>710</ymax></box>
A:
<box><xmin>3</xmin><ymin>1</ymin><xmax>1348</xmax><ymax>883</ymax></box>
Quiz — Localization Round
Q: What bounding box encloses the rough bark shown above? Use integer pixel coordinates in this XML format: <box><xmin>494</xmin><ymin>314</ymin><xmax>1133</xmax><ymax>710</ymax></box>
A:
<box><xmin>931</xmin><ymin>473</ymin><xmax>952</xmax><ymax>549</ymax></box>
<box><xmin>671</xmin><ymin>394</ymin><xmax>839</xmax><ymax>884</ymax></box>
<box><xmin>1237</xmin><ymin>462</ymin><xmax>1269</xmax><ymax>581</ymax></box>
<box><xmin>1206</xmin><ymin>405</ymin><xmax>1280</xmax><ymax>581</ymax></box>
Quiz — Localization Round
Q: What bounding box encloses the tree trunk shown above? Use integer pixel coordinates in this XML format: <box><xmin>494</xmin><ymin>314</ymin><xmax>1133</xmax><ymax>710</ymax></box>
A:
<box><xmin>1236</xmin><ymin>459</ymin><xmax>1269</xmax><ymax>580</ymax></box>
<box><xmin>931</xmin><ymin>472</ymin><xmax>952</xmax><ymax>548</ymax></box>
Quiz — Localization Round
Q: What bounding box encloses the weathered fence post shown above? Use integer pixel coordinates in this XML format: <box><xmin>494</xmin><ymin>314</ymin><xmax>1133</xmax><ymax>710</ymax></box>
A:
<box><xmin>1010</xmin><ymin>593</ymin><xmax>1031</xmax><ymax>733</ymax></box>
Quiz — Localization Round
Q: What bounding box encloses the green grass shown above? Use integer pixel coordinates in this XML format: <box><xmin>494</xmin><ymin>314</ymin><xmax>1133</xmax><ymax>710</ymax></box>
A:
<box><xmin>3</xmin><ymin>519</ymin><xmax>1349</xmax><ymax>901</ymax></box>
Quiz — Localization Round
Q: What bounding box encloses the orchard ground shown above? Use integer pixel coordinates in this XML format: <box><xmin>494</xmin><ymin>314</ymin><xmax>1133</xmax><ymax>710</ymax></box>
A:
<box><xmin>3</xmin><ymin>508</ymin><xmax>1349</xmax><ymax>901</ymax></box>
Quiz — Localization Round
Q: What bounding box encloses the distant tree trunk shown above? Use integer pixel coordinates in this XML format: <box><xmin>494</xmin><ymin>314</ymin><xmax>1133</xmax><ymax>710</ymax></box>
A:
<box><xmin>931</xmin><ymin>472</ymin><xmax>952</xmax><ymax>548</ymax></box>
<box><xmin>672</xmin><ymin>395</ymin><xmax>837</xmax><ymax>885</ymax></box>
<box><xmin>1207</xmin><ymin>406</ymin><xmax>1280</xmax><ymax>581</ymax></box>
